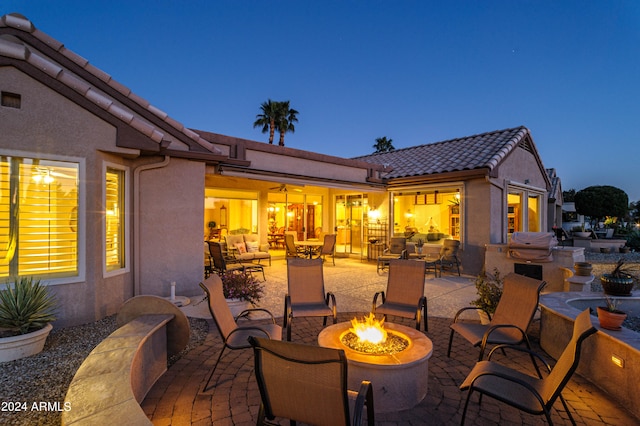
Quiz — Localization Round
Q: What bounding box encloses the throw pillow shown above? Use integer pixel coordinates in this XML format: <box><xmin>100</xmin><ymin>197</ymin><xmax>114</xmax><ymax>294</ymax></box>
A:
<box><xmin>246</xmin><ymin>241</ymin><xmax>260</xmax><ymax>253</ymax></box>
<box><xmin>234</xmin><ymin>242</ymin><xmax>247</xmax><ymax>254</ymax></box>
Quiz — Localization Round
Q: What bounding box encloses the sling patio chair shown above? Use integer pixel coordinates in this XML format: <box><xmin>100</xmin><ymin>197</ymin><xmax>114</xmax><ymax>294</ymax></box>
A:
<box><xmin>284</xmin><ymin>233</ymin><xmax>306</xmax><ymax>259</ymax></box>
<box><xmin>199</xmin><ymin>276</ymin><xmax>282</xmax><ymax>392</ymax></box>
<box><xmin>437</xmin><ymin>238</ymin><xmax>461</xmax><ymax>276</ymax></box>
<box><xmin>376</xmin><ymin>236</ymin><xmax>407</xmax><ymax>274</ymax></box>
<box><xmin>208</xmin><ymin>241</ymin><xmax>265</xmax><ymax>281</ymax></box>
<box><xmin>284</xmin><ymin>257</ymin><xmax>337</xmax><ymax>341</ymax></box>
<box><xmin>249</xmin><ymin>336</ymin><xmax>375</xmax><ymax>426</ymax></box>
<box><xmin>448</xmin><ymin>272</ymin><xmax>546</xmax><ymax>362</ymax></box>
<box><xmin>313</xmin><ymin>233</ymin><xmax>337</xmax><ymax>265</ymax></box>
<box><xmin>372</xmin><ymin>258</ymin><xmax>428</xmax><ymax>331</ymax></box>
<box><xmin>459</xmin><ymin>308</ymin><xmax>597</xmax><ymax>425</ymax></box>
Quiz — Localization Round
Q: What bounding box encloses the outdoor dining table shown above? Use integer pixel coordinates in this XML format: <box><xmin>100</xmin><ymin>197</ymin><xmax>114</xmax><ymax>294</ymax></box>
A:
<box><xmin>294</xmin><ymin>240</ymin><xmax>324</xmax><ymax>258</ymax></box>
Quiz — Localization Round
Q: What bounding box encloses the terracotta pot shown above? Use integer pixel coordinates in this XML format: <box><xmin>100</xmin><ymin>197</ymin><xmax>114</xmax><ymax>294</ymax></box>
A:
<box><xmin>596</xmin><ymin>306</ymin><xmax>627</xmax><ymax>330</ymax></box>
<box><xmin>601</xmin><ymin>274</ymin><xmax>635</xmax><ymax>297</ymax></box>
<box><xmin>574</xmin><ymin>262</ymin><xmax>593</xmax><ymax>277</ymax></box>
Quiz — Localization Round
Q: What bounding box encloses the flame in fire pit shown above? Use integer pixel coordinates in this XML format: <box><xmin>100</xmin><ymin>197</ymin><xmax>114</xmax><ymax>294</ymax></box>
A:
<box><xmin>349</xmin><ymin>313</ymin><xmax>387</xmax><ymax>344</ymax></box>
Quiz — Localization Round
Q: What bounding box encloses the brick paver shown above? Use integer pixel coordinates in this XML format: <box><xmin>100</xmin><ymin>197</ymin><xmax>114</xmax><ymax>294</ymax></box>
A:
<box><xmin>143</xmin><ymin>312</ymin><xmax>639</xmax><ymax>425</ymax></box>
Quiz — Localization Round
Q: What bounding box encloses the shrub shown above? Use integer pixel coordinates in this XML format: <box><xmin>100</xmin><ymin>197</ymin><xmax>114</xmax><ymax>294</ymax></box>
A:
<box><xmin>470</xmin><ymin>268</ymin><xmax>504</xmax><ymax>315</ymax></box>
<box><xmin>221</xmin><ymin>270</ymin><xmax>264</xmax><ymax>304</ymax></box>
<box><xmin>0</xmin><ymin>277</ymin><xmax>56</xmax><ymax>336</ymax></box>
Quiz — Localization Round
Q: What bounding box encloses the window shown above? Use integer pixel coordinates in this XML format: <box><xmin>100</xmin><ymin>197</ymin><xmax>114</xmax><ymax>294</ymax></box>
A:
<box><xmin>0</xmin><ymin>156</ymin><xmax>79</xmax><ymax>279</ymax></box>
<box><xmin>105</xmin><ymin>166</ymin><xmax>126</xmax><ymax>273</ymax></box>
<box><xmin>507</xmin><ymin>186</ymin><xmax>545</xmax><ymax>236</ymax></box>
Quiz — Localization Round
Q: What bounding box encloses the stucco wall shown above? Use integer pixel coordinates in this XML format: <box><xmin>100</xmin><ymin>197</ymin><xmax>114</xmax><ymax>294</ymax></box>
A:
<box><xmin>1</xmin><ymin>66</ymin><xmax>132</xmax><ymax>326</ymax></box>
<box><xmin>138</xmin><ymin>158</ymin><xmax>205</xmax><ymax>298</ymax></box>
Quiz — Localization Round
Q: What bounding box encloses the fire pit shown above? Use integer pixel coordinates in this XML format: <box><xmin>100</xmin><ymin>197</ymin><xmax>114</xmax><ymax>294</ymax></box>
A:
<box><xmin>318</xmin><ymin>314</ymin><xmax>433</xmax><ymax>413</ymax></box>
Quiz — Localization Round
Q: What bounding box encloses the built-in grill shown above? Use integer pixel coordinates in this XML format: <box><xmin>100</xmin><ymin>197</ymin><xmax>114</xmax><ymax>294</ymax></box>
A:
<box><xmin>508</xmin><ymin>232</ymin><xmax>558</xmax><ymax>263</ymax></box>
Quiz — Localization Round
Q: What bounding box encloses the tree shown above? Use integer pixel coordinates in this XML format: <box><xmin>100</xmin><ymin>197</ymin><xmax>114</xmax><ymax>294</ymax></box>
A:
<box><xmin>276</xmin><ymin>101</ymin><xmax>298</xmax><ymax>147</ymax></box>
<box><xmin>562</xmin><ymin>189</ymin><xmax>576</xmax><ymax>202</ymax></box>
<box><xmin>253</xmin><ymin>99</ymin><xmax>279</xmax><ymax>144</ymax></box>
<box><xmin>373</xmin><ymin>136</ymin><xmax>395</xmax><ymax>153</ymax></box>
<box><xmin>574</xmin><ymin>185</ymin><xmax>628</xmax><ymax>226</ymax></box>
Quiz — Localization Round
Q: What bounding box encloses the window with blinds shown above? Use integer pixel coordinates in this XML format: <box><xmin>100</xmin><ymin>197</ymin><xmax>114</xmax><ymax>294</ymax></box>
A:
<box><xmin>105</xmin><ymin>168</ymin><xmax>125</xmax><ymax>272</ymax></box>
<box><xmin>0</xmin><ymin>157</ymin><xmax>79</xmax><ymax>279</ymax></box>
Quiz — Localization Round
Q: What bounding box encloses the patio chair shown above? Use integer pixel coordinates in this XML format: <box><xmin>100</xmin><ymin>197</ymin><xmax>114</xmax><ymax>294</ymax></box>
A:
<box><xmin>372</xmin><ymin>259</ymin><xmax>428</xmax><ymax>331</ymax></box>
<box><xmin>376</xmin><ymin>237</ymin><xmax>407</xmax><ymax>274</ymax></box>
<box><xmin>284</xmin><ymin>258</ymin><xmax>337</xmax><ymax>341</ymax></box>
<box><xmin>459</xmin><ymin>308</ymin><xmax>597</xmax><ymax>425</ymax></box>
<box><xmin>448</xmin><ymin>272</ymin><xmax>546</xmax><ymax>362</ymax></box>
<box><xmin>208</xmin><ymin>241</ymin><xmax>265</xmax><ymax>281</ymax></box>
<box><xmin>249</xmin><ymin>336</ymin><xmax>375</xmax><ymax>426</ymax></box>
<box><xmin>437</xmin><ymin>239</ymin><xmax>461</xmax><ymax>276</ymax></box>
<box><xmin>199</xmin><ymin>276</ymin><xmax>282</xmax><ymax>392</ymax></box>
<box><xmin>284</xmin><ymin>233</ymin><xmax>305</xmax><ymax>258</ymax></box>
<box><xmin>314</xmin><ymin>233</ymin><xmax>337</xmax><ymax>265</ymax></box>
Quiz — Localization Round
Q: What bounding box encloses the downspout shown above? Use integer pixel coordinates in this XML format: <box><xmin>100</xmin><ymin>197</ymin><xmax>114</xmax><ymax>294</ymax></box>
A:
<box><xmin>133</xmin><ymin>156</ymin><xmax>170</xmax><ymax>295</ymax></box>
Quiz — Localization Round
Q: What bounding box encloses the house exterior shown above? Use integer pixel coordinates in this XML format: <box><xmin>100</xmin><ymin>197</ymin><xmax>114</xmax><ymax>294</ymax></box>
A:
<box><xmin>1</xmin><ymin>13</ymin><xmax>554</xmax><ymax>327</ymax></box>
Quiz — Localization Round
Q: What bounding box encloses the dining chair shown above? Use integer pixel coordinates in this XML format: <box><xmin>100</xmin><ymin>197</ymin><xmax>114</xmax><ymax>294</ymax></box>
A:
<box><xmin>376</xmin><ymin>237</ymin><xmax>407</xmax><ymax>273</ymax></box>
<box><xmin>314</xmin><ymin>233</ymin><xmax>337</xmax><ymax>265</ymax></box>
<box><xmin>199</xmin><ymin>275</ymin><xmax>282</xmax><ymax>392</ymax></box>
<box><xmin>284</xmin><ymin>233</ymin><xmax>305</xmax><ymax>258</ymax></box>
<box><xmin>448</xmin><ymin>272</ymin><xmax>546</xmax><ymax>362</ymax></box>
<box><xmin>249</xmin><ymin>336</ymin><xmax>375</xmax><ymax>426</ymax></box>
<box><xmin>459</xmin><ymin>308</ymin><xmax>597</xmax><ymax>425</ymax></box>
<box><xmin>372</xmin><ymin>259</ymin><xmax>428</xmax><ymax>331</ymax></box>
<box><xmin>284</xmin><ymin>258</ymin><xmax>337</xmax><ymax>341</ymax></box>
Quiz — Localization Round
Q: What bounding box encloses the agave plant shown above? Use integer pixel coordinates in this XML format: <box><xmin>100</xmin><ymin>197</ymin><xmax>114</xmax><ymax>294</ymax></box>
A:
<box><xmin>0</xmin><ymin>277</ymin><xmax>56</xmax><ymax>336</ymax></box>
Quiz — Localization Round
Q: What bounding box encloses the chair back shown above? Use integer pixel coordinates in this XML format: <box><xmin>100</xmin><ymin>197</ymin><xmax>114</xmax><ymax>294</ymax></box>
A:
<box><xmin>287</xmin><ymin>258</ymin><xmax>326</xmax><ymax>304</ymax></box>
<box><xmin>199</xmin><ymin>275</ymin><xmax>238</xmax><ymax>340</ymax></box>
<box><xmin>387</xmin><ymin>237</ymin><xmax>406</xmax><ymax>255</ymax></box>
<box><xmin>440</xmin><ymin>239</ymin><xmax>460</xmax><ymax>260</ymax></box>
<box><xmin>284</xmin><ymin>234</ymin><xmax>299</xmax><ymax>257</ymax></box>
<box><xmin>320</xmin><ymin>234</ymin><xmax>337</xmax><ymax>255</ymax></box>
<box><xmin>208</xmin><ymin>241</ymin><xmax>229</xmax><ymax>272</ymax></box>
<box><xmin>491</xmin><ymin>273</ymin><xmax>546</xmax><ymax>339</ymax></box>
<box><xmin>386</xmin><ymin>259</ymin><xmax>425</xmax><ymax>305</ymax></box>
<box><xmin>541</xmin><ymin>309</ymin><xmax>596</xmax><ymax>405</ymax></box>
<box><xmin>249</xmin><ymin>336</ymin><xmax>351</xmax><ymax>426</ymax></box>
<box><xmin>285</xmin><ymin>230</ymin><xmax>298</xmax><ymax>241</ymax></box>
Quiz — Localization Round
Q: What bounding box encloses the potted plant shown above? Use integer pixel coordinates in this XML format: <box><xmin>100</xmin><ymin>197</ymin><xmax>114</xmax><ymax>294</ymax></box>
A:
<box><xmin>470</xmin><ymin>268</ymin><xmax>503</xmax><ymax>324</ymax></box>
<box><xmin>596</xmin><ymin>296</ymin><xmax>627</xmax><ymax>330</ymax></box>
<box><xmin>572</xmin><ymin>224</ymin><xmax>591</xmax><ymax>238</ymax></box>
<box><xmin>600</xmin><ymin>258</ymin><xmax>637</xmax><ymax>297</ymax></box>
<box><xmin>221</xmin><ymin>270</ymin><xmax>264</xmax><ymax>316</ymax></box>
<box><xmin>416</xmin><ymin>238</ymin><xmax>424</xmax><ymax>254</ymax></box>
<box><xmin>0</xmin><ymin>277</ymin><xmax>56</xmax><ymax>362</ymax></box>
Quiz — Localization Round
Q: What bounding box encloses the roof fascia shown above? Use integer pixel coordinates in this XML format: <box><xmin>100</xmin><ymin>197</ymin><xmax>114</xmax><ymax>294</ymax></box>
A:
<box><xmin>385</xmin><ymin>168</ymin><xmax>490</xmax><ymax>188</ymax></box>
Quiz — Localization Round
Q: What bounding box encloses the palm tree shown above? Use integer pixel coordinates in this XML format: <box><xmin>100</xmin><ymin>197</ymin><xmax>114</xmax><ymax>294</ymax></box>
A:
<box><xmin>253</xmin><ymin>99</ymin><xmax>279</xmax><ymax>144</ymax></box>
<box><xmin>276</xmin><ymin>101</ymin><xmax>299</xmax><ymax>146</ymax></box>
<box><xmin>373</xmin><ymin>136</ymin><xmax>395</xmax><ymax>153</ymax></box>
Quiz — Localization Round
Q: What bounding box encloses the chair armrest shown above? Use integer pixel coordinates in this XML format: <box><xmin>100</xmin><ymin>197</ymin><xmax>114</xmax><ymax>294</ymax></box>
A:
<box><xmin>325</xmin><ymin>292</ymin><xmax>338</xmax><ymax>320</ymax></box>
<box><xmin>258</xmin><ymin>243</ymin><xmax>270</xmax><ymax>252</ymax></box>
<box><xmin>235</xmin><ymin>307</ymin><xmax>277</xmax><ymax>323</ymax></box>
<box><xmin>352</xmin><ymin>380</ymin><xmax>374</xmax><ymax>426</ymax></box>
<box><xmin>372</xmin><ymin>291</ymin><xmax>386</xmax><ymax>312</ymax></box>
<box><xmin>225</xmin><ymin>325</ymin><xmax>274</xmax><ymax>343</ymax></box>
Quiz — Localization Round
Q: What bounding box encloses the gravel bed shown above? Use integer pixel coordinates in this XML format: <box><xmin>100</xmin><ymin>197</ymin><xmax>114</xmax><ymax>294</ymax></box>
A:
<box><xmin>0</xmin><ymin>316</ymin><xmax>208</xmax><ymax>426</ymax></box>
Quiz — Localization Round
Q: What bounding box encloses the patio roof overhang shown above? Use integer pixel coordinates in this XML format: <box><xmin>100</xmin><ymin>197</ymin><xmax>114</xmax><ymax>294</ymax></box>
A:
<box><xmin>384</xmin><ymin>168</ymin><xmax>491</xmax><ymax>189</ymax></box>
<box><xmin>217</xmin><ymin>165</ymin><xmax>388</xmax><ymax>192</ymax></box>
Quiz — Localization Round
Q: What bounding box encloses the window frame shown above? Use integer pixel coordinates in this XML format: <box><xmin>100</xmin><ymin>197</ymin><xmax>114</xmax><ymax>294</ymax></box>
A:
<box><xmin>102</xmin><ymin>162</ymin><xmax>130</xmax><ymax>278</ymax></box>
<box><xmin>0</xmin><ymin>148</ymin><xmax>85</xmax><ymax>285</ymax></box>
<box><xmin>506</xmin><ymin>182</ymin><xmax>546</xmax><ymax>237</ymax></box>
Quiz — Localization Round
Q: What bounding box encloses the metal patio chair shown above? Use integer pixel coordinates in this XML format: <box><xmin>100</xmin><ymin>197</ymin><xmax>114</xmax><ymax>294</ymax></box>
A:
<box><xmin>460</xmin><ymin>308</ymin><xmax>597</xmax><ymax>425</ymax></box>
<box><xmin>314</xmin><ymin>233</ymin><xmax>337</xmax><ymax>265</ymax></box>
<box><xmin>198</xmin><ymin>275</ymin><xmax>282</xmax><ymax>392</ymax></box>
<box><xmin>208</xmin><ymin>241</ymin><xmax>265</xmax><ymax>281</ymax></box>
<box><xmin>372</xmin><ymin>258</ymin><xmax>428</xmax><ymax>331</ymax></box>
<box><xmin>249</xmin><ymin>336</ymin><xmax>375</xmax><ymax>426</ymax></box>
<box><xmin>448</xmin><ymin>272</ymin><xmax>546</xmax><ymax>362</ymax></box>
<box><xmin>376</xmin><ymin>237</ymin><xmax>407</xmax><ymax>273</ymax></box>
<box><xmin>284</xmin><ymin>257</ymin><xmax>337</xmax><ymax>341</ymax></box>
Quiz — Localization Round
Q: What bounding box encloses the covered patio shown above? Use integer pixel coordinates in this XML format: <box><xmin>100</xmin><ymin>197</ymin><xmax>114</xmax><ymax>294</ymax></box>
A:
<box><xmin>143</xmin><ymin>257</ymin><xmax>638</xmax><ymax>425</ymax></box>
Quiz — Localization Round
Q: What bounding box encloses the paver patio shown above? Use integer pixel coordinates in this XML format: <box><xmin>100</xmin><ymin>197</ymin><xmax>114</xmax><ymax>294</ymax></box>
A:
<box><xmin>143</xmin><ymin>256</ymin><xmax>639</xmax><ymax>425</ymax></box>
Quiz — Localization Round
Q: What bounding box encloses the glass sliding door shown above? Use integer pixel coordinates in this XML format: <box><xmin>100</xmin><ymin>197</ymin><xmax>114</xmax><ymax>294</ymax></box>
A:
<box><xmin>335</xmin><ymin>194</ymin><xmax>367</xmax><ymax>255</ymax></box>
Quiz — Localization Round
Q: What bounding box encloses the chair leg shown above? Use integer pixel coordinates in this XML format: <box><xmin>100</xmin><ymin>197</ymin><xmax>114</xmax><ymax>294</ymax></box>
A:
<box><xmin>558</xmin><ymin>393</ymin><xmax>576</xmax><ymax>426</ymax></box>
<box><xmin>203</xmin><ymin>346</ymin><xmax>227</xmax><ymax>392</ymax></box>
<box><xmin>447</xmin><ymin>329</ymin><xmax>455</xmax><ymax>357</ymax></box>
<box><xmin>286</xmin><ymin>315</ymin><xmax>292</xmax><ymax>341</ymax></box>
<box><xmin>460</xmin><ymin>389</ymin><xmax>475</xmax><ymax>425</ymax></box>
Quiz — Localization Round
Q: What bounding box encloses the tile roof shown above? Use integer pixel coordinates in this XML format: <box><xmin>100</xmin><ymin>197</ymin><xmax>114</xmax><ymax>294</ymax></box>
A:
<box><xmin>354</xmin><ymin>126</ymin><xmax>531</xmax><ymax>179</ymax></box>
<box><xmin>0</xmin><ymin>13</ymin><xmax>221</xmax><ymax>155</ymax></box>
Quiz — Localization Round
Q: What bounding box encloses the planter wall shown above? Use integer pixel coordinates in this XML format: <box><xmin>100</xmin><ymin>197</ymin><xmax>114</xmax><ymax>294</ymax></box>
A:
<box><xmin>0</xmin><ymin>323</ymin><xmax>52</xmax><ymax>363</ymax></box>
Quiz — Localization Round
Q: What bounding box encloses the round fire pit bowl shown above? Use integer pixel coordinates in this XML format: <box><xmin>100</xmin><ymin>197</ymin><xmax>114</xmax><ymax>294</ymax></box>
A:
<box><xmin>318</xmin><ymin>322</ymin><xmax>433</xmax><ymax>413</ymax></box>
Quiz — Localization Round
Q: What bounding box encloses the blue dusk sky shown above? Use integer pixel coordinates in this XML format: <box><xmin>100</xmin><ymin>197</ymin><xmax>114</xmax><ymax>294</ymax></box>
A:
<box><xmin>3</xmin><ymin>1</ymin><xmax>639</xmax><ymax>200</ymax></box>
